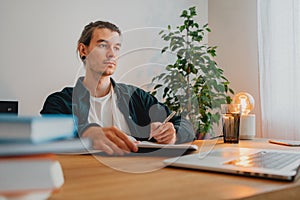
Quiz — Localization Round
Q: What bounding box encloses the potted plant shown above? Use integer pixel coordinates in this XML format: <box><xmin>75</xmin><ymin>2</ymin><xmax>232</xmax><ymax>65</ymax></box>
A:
<box><xmin>151</xmin><ymin>6</ymin><xmax>234</xmax><ymax>139</ymax></box>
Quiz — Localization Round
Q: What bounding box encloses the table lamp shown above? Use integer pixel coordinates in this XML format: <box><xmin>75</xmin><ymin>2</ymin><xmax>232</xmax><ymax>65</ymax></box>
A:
<box><xmin>232</xmin><ymin>92</ymin><xmax>256</xmax><ymax>139</ymax></box>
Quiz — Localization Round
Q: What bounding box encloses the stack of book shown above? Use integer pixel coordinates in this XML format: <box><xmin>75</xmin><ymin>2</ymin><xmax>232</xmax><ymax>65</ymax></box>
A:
<box><xmin>0</xmin><ymin>154</ymin><xmax>64</xmax><ymax>199</ymax></box>
<box><xmin>0</xmin><ymin>115</ymin><xmax>92</xmax><ymax>199</ymax></box>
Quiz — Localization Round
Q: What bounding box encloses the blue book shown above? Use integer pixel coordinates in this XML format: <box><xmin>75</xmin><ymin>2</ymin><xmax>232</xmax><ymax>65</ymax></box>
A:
<box><xmin>0</xmin><ymin>138</ymin><xmax>93</xmax><ymax>156</ymax></box>
<box><xmin>0</xmin><ymin>115</ymin><xmax>76</xmax><ymax>144</ymax></box>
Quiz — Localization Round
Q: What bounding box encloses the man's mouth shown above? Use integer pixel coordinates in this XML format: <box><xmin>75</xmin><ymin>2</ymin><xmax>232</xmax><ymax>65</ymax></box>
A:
<box><xmin>104</xmin><ymin>61</ymin><xmax>116</xmax><ymax>66</ymax></box>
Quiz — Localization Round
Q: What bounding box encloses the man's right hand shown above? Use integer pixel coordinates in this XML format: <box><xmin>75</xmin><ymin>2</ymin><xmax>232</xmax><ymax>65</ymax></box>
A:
<box><xmin>82</xmin><ymin>126</ymin><xmax>138</xmax><ymax>155</ymax></box>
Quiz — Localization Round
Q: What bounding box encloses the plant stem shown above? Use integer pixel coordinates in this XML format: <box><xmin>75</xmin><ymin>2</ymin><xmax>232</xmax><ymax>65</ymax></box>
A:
<box><xmin>185</xmin><ymin>20</ymin><xmax>192</xmax><ymax>119</ymax></box>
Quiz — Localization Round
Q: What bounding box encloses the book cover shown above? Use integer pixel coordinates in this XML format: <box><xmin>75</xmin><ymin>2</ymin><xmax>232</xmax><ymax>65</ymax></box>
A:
<box><xmin>0</xmin><ymin>114</ymin><xmax>75</xmax><ymax>143</ymax></box>
<box><xmin>0</xmin><ymin>154</ymin><xmax>64</xmax><ymax>195</ymax></box>
<box><xmin>0</xmin><ymin>138</ymin><xmax>93</xmax><ymax>156</ymax></box>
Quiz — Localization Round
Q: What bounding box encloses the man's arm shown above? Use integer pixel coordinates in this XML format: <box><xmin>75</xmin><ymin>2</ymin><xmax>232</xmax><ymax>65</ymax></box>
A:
<box><xmin>150</xmin><ymin>111</ymin><xmax>196</xmax><ymax>144</ymax></box>
<box><xmin>40</xmin><ymin>88</ymin><xmax>137</xmax><ymax>155</ymax></box>
<box><xmin>172</xmin><ymin>115</ymin><xmax>196</xmax><ymax>143</ymax></box>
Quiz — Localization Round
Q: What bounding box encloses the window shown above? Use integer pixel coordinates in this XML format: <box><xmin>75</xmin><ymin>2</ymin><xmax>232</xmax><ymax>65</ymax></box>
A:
<box><xmin>257</xmin><ymin>0</ymin><xmax>300</xmax><ymax>139</ymax></box>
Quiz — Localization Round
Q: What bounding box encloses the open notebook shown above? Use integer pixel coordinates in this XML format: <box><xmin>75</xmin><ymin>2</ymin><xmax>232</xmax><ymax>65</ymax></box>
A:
<box><xmin>72</xmin><ymin>141</ymin><xmax>198</xmax><ymax>156</ymax></box>
<box><xmin>58</xmin><ymin>140</ymin><xmax>198</xmax><ymax>156</ymax></box>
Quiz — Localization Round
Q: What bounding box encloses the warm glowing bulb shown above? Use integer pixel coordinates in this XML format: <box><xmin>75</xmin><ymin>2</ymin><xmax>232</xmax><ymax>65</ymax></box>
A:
<box><xmin>232</xmin><ymin>92</ymin><xmax>255</xmax><ymax>115</ymax></box>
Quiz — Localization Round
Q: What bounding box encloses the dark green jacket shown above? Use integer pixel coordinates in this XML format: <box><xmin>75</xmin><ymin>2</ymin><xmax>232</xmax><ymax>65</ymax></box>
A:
<box><xmin>40</xmin><ymin>77</ymin><xmax>195</xmax><ymax>143</ymax></box>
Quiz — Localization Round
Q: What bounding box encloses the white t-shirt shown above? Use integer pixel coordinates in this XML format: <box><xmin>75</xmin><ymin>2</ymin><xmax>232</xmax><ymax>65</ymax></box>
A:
<box><xmin>88</xmin><ymin>87</ymin><xmax>131</xmax><ymax>135</ymax></box>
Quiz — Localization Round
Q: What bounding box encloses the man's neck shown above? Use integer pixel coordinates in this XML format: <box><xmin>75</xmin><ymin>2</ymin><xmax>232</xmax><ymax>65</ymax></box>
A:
<box><xmin>83</xmin><ymin>73</ymin><xmax>111</xmax><ymax>98</ymax></box>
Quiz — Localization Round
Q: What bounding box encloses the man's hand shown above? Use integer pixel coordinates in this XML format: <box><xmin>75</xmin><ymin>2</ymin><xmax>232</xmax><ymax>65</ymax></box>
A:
<box><xmin>82</xmin><ymin>126</ymin><xmax>138</xmax><ymax>155</ymax></box>
<box><xmin>150</xmin><ymin>122</ymin><xmax>176</xmax><ymax>144</ymax></box>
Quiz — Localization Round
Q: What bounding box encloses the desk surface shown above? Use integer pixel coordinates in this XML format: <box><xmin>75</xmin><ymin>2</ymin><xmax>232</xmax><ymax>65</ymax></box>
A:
<box><xmin>49</xmin><ymin>139</ymin><xmax>300</xmax><ymax>200</ymax></box>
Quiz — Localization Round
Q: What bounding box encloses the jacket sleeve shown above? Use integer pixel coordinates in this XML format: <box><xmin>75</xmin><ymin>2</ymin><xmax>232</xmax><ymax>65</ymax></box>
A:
<box><xmin>171</xmin><ymin>115</ymin><xmax>196</xmax><ymax>144</ymax></box>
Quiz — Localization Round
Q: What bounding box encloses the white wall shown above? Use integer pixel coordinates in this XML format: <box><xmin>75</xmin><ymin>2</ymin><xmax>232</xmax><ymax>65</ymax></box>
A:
<box><xmin>208</xmin><ymin>0</ymin><xmax>261</xmax><ymax>137</ymax></box>
<box><xmin>0</xmin><ymin>0</ymin><xmax>207</xmax><ymax>115</ymax></box>
<box><xmin>0</xmin><ymin>0</ymin><xmax>261</xmax><ymax>137</ymax></box>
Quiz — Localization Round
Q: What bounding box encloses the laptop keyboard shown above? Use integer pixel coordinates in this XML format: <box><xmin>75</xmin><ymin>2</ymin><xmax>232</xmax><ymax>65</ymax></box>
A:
<box><xmin>226</xmin><ymin>151</ymin><xmax>300</xmax><ymax>169</ymax></box>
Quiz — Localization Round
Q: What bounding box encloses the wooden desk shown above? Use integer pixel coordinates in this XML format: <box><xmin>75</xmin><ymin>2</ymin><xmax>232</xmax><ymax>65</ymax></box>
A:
<box><xmin>49</xmin><ymin>139</ymin><xmax>300</xmax><ymax>200</ymax></box>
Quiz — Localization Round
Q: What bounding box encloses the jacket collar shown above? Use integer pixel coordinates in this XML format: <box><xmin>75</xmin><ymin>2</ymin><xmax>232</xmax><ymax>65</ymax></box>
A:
<box><xmin>74</xmin><ymin>77</ymin><xmax>89</xmax><ymax>100</ymax></box>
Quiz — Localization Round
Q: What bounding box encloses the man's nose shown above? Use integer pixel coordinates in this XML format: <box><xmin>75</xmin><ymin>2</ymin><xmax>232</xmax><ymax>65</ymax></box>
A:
<box><xmin>106</xmin><ymin>46</ymin><xmax>116</xmax><ymax>58</ymax></box>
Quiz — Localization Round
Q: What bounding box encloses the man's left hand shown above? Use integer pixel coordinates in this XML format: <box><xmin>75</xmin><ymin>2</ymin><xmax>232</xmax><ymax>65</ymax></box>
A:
<box><xmin>150</xmin><ymin>122</ymin><xmax>176</xmax><ymax>144</ymax></box>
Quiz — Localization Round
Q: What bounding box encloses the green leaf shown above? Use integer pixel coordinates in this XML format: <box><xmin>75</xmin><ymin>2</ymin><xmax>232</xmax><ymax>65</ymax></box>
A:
<box><xmin>179</xmin><ymin>25</ymin><xmax>186</xmax><ymax>32</ymax></box>
<box><xmin>191</xmin><ymin>67</ymin><xmax>198</xmax><ymax>74</ymax></box>
<box><xmin>226</xmin><ymin>96</ymin><xmax>232</xmax><ymax>104</ymax></box>
<box><xmin>154</xmin><ymin>84</ymin><xmax>163</xmax><ymax>90</ymax></box>
<box><xmin>164</xmin><ymin>36</ymin><xmax>171</xmax><ymax>41</ymax></box>
<box><xmin>180</xmin><ymin>10</ymin><xmax>188</xmax><ymax>18</ymax></box>
<box><xmin>189</xmin><ymin>6</ymin><xmax>196</xmax><ymax>16</ymax></box>
<box><xmin>161</xmin><ymin>46</ymin><xmax>168</xmax><ymax>54</ymax></box>
<box><xmin>150</xmin><ymin>90</ymin><xmax>157</xmax><ymax>96</ymax></box>
<box><xmin>195</xmin><ymin>35</ymin><xmax>203</xmax><ymax>42</ymax></box>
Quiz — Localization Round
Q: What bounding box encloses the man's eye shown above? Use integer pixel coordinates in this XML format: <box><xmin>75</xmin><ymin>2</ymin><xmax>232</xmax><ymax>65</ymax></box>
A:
<box><xmin>114</xmin><ymin>46</ymin><xmax>120</xmax><ymax>51</ymax></box>
<box><xmin>98</xmin><ymin>44</ymin><xmax>107</xmax><ymax>48</ymax></box>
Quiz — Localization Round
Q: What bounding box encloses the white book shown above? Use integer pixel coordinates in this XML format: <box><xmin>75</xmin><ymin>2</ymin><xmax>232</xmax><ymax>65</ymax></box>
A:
<box><xmin>137</xmin><ymin>141</ymin><xmax>198</xmax><ymax>150</ymax></box>
<box><xmin>0</xmin><ymin>154</ymin><xmax>64</xmax><ymax>195</ymax></box>
<box><xmin>128</xmin><ymin>136</ymin><xmax>198</xmax><ymax>151</ymax></box>
<box><xmin>0</xmin><ymin>190</ymin><xmax>52</xmax><ymax>200</ymax></box>
<box><xmin>0</xmin><ymin>115</ymin><xmax>75</xmax><ymax>143</ymax></box>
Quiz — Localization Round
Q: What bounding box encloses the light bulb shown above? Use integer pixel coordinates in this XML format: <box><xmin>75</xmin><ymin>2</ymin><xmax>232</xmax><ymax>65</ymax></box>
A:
<box><xmin>232</xmin><ymin>92</ymin><xmax>255</xmax><ymax>115</ymax></box>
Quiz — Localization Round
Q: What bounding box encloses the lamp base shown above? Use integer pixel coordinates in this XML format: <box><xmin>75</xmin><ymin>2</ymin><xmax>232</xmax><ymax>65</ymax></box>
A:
<box><xmin>239</xmin><ymin>114</ymin><xmax>256</xmax><ymax>140</ymax></box>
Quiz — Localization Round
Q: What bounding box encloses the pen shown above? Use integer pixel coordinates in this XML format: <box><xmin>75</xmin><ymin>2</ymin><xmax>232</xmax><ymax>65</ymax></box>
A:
<box><xmin>148</xmin><ymin>111</ymin><xmax>176</xmax><ymax>140</ymax></box>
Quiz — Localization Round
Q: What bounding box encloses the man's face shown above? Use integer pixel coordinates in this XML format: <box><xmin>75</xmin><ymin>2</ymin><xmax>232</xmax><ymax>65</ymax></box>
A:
<box><xmin>85</xmin><ymin>28</ymin><xmax>121</xmax><ymax>76</ymax></box>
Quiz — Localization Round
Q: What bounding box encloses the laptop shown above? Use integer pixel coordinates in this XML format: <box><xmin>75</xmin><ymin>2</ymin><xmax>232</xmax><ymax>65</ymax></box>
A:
<box><xmin>163</xmin><ymin>147</ymin><xmax>300</xmax><ymax>181</ymax></box>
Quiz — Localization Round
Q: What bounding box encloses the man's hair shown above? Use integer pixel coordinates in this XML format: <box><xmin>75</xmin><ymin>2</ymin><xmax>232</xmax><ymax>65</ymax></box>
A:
<box><xmin>78</xmin><ymin>21</ymin><xmax>121</xmax><ymax>47</ymax></box>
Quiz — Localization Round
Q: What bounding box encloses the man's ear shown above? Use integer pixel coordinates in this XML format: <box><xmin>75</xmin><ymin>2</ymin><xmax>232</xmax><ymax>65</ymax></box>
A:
<box><xmin>78</xmin><ymin>43</ymin><xmax>87</xmax><ymax>58</ymax></box>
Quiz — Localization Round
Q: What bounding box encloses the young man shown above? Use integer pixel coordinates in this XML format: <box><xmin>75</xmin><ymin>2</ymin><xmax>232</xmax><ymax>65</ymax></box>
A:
<box><xmin>40</xmin><ymin>21</ymin><xmax>195</xmax><ymax>155</ymax></box>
